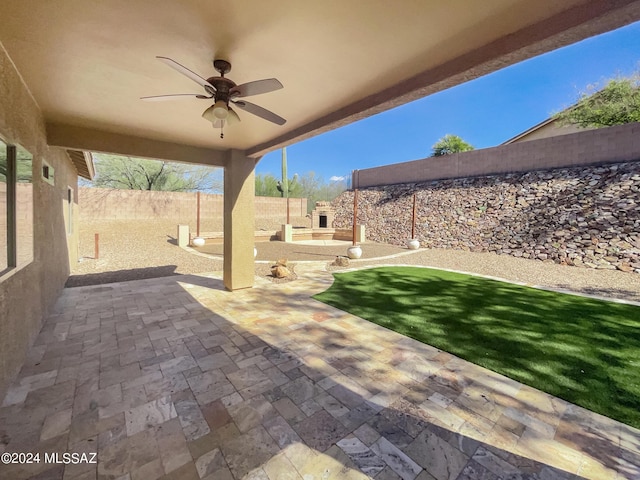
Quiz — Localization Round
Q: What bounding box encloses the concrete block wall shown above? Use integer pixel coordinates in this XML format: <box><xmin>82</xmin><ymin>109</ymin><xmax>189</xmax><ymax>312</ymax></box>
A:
<box><xmin>79</xmin><ymin>188</ymin><xmax>307</xmax><ymax>225</ymax></box>
<box><xmin>352</xmin><ymin>122</ymin><xmax>640</xmax><ymax>188</ymax></box>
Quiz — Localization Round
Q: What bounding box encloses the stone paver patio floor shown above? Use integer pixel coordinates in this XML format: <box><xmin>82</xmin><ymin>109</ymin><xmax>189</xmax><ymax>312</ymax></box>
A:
<box><xmin>1</xmin><ymin>264</ymin><xmax>639</xmax><ymax>480</ymax></box>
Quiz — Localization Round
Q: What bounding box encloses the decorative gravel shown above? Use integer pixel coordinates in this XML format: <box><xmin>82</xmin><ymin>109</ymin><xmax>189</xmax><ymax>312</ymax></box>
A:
<box><xmin>69</xmin><ymin>219</ymin><xmax>640</xmax><ymax>302</ymax></box>
<box><xmin>69</xmin><ymin>220</ymin><xmax>223</xmax><ymax>287</ymax></box>
<box><xmin>197</xmin><ymin>241</ymin><xmax>406</xmax><ymax>262</ymax></box>
<box><xmin>350</xmin><ymin>248</ymin><xmax>640</xmax><ymax>303</ymax></box>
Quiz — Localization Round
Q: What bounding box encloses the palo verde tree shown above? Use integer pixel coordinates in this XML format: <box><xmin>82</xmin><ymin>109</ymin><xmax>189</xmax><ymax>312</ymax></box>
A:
<box><xmin>255</xmin><ymin>171</ymin><xmax>347</xmax><ymax>213</ymax></box>
<box><xmin>553</xmin><ymin>72</ymin><xmax>640</xmax><ymax>128</ymax></box>
<box><xmin>297</xmin><ymin>171</ymin><xmax>348</xmax><ymax>213</ymax></box>
<box><xmin>90</xmin><ymin>154</ymin><xmax>223</xmax><ymax>192</ymax></box>
<box><xmin>431</xmin><ymin>134</ymin><xmax>475</xmax><ymax>156</ymax></box>
<box><xmin>255</xmin><ymin>173</ymin><xmax>303</xmax><ymax>198</ymax></box>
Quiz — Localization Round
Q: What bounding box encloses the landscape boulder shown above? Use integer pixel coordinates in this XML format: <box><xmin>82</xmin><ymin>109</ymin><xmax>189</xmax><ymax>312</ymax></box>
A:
<box><xmin>271</xmin><ymin>265</ymin><xmax>291</xmax><ymax>278</ymax></box>
<box><xmin>334</xmin><ymin>256</ymin><xmax>350</xmax><ymax>267</ymax></box>
<box><xmin>271</xmin><ymin>258</ymin><xmax>291</xmax><ymax>278</ymax></box>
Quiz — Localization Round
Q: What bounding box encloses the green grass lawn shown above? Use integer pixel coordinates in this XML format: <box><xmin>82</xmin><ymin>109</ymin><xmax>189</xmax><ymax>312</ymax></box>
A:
<box><xmin>313</xmin><ymin>266</ymin><xmax>640</xmax><ymax>428</ymax></box>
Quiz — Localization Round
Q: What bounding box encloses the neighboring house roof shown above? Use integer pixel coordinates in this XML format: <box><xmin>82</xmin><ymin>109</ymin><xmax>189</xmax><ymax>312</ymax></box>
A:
<box><xmin>501</xmin><ymin>117</ymin><xmax>557</xmax><ymax>145</ymax></box>
<box><xmin>501</xmin><ymin>115</ymin><xmax>594</xmax><ymax>145</ymax></box>
<box><xmin>66</xmin><ymin>150</ymin><xmax>95</xmax><ymax>180</ymax></box>
<box><xmin>501</xmin><ymin>88</ymin><xmax>616</xmax><ymax>145</ymax></box>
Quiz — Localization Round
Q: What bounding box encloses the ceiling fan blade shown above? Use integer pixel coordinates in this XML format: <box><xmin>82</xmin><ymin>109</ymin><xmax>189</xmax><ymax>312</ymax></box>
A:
<box><xmin>232</xmin><ymin>100</ymin><xmax>286</xmax><ymax>125</ymax></box>
<box><xmin>156</xmin><ymin>56</ymin><xmax>215</xmax><ymax>91</ymax></box>
<box><xmin>230</xmin><ymin>78</ymin><xmax>283</xmax><ymax>98</ymax></box>
<box><xmin>141</xmin><ymin>94</ymin><xmax>212</xmax><ymax>101</ymax></box>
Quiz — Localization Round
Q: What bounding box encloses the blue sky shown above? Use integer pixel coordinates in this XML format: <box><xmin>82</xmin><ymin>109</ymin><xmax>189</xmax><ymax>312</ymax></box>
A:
<box><xmin>256</xmin><ymin>20</ymin><xmax>640</xmax><ymax>183</ymax></box>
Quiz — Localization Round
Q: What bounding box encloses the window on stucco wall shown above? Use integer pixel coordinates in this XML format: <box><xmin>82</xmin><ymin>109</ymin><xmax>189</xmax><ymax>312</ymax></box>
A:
<box><xmin>16</xmin><ymin>145</ymin><xmax>34</xmax><ymax>267</ymax></box>
<box><xmin>0</xmin><ymin>139</ymin><xmax>8</xmax><ymax>274</ymax></box>
<box><xmin>0</xmin><ymin>138</ymin><xmax>33</xmax><ymax>278</ymax></box>
<box><xmin>66</xmin><ymin>187</ymin><xmax>73</xmax><ymax>235</ymax></box>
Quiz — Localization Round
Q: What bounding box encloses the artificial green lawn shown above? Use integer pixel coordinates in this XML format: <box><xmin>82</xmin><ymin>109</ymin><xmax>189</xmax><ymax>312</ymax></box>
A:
<box><xmin>313</xmin><ymin>266</ymin><xmax>640</xmax><ymax>429</ymax></box>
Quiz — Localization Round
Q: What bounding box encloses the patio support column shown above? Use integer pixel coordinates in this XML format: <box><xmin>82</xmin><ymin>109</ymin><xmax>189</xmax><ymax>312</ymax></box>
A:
<box><xmin>223</xmin><ymin>150</ymin><xmax>256</xmax><ymax>291</ymax></box>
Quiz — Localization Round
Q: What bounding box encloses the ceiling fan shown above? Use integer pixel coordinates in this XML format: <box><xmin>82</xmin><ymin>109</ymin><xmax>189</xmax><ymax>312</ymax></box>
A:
<box><xmin>141</xmin><ymin>57</ymin><xmax>286</xmax><ymax>138</ymax></box>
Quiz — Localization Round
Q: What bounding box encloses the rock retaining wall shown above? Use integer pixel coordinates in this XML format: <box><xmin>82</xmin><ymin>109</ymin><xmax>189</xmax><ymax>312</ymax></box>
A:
<box><xmin>333</xmin><ymin>161</ymin><xmax>640</xmax><ymax>273</ymax></box>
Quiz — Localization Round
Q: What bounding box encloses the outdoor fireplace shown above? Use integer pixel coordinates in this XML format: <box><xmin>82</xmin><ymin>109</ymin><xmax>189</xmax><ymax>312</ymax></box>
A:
<box><xmin>311</xmin><ymin>201</ymin><xmax>335</xmax><ymax>229</ymax></box>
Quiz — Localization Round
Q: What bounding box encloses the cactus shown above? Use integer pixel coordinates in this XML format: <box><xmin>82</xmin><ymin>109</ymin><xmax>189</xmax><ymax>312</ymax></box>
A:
<box><xmin>281</xmin><ymin>147</ymin><xmax>289</xmax><ymax>198</ymax></box>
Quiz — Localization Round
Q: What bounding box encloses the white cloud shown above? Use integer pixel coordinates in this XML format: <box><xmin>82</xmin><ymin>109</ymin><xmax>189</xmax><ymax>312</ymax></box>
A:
<box><xmin>330</xmin><ymin>175</ymin><xmax>346</xmax><ymax>182</ymax></box>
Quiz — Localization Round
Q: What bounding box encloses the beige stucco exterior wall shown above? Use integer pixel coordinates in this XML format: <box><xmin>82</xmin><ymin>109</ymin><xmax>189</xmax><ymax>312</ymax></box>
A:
<box><xmin>509</xmin><ymin>121</ymin><xmax>589</xmax><ymax>143</ymax></box>
<box><xmin>0</xmin><ymin>44</ymin><xmax>79</xmax><ymax>399</ymax></box>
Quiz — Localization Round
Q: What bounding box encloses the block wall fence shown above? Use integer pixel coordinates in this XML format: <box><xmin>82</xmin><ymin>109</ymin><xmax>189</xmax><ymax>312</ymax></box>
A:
<box><xmin>352</xmin><ymin>122</ymin><xmax>640</xmax><ymax>188</ymax></box>
<box><xmin>79</xmin><ymin>188</ymin><xmax>307</xmax><ymax>223</ymax></box>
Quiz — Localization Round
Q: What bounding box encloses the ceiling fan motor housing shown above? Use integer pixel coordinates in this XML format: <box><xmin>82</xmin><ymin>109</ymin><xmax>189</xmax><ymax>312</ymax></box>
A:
<box><xmin>213</xmin><ymin>59</ymin><xmax>232</xmax><ymax>75</ymax></box>
<box><xmin>208</xmin><ymin>76</ymin><xmax>235</xmax><ymax>105</ymax></box>
<box><xmin>209</xmin><ymin>59</ymin><xmax>234</xmax><ymax>106</ymax></box>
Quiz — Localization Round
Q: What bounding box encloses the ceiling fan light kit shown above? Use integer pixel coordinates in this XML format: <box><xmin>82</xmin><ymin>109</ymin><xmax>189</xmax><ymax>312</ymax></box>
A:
<box><xmin>226</xmin><ymin>108</ymin><xmax>240</xmax><ymax>126</ymax></box>
<box><xmin>142</xmin><ymin>57</ymin><xmax>286</xmax><ymax>139</ymax></box>
<box><xmin>201</xmin><ymin>105</ymin><xmax>217</xmax><ymax>122</ymax></box>
<box><xmin>212</xmin><ymin>100</ymin><xmax>228</xmax><ymax>120</ymax></box>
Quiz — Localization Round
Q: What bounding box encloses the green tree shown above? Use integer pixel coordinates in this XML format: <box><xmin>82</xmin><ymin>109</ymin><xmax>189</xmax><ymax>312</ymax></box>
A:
<box><xmin>255</xmin><ymin>172</ymin><xmax>303</xmax><ymax>197</ymax></box>
<box><xmin>553</xmin><ymin>73</ymin><xmax>640</xmax><ymax>128</ymax></box>
<box><xmin>255</xmin><ymin>173</ymin><xmax>280</xmax><ymax>196</ymax></box>
<box><xmin>255</xmin><ymin>171</ymin><xmax>347</xmax><ymax>213</ymax></box>
<box><xmin>16</xmin><ymin>148</ymin><xmax>32</xmax><ymax>183</ymax></box>
<box><xmin>431</xmin><ymin>134</ymin><xmax>475</xmax><ymax>156</ymax></box>
<box><xmin>90</xmin><ymin>154</ymin><xmax>222</xmax><ymax>192</ymax></box>
<box><xmin>0</xmin><ymin>144</ymin><xmax>32</xmax><ymax>182</ymax></box>
<box><xmin>298</xmin><ymin>172</ymin><xmax>347</xmax><ymax>213</ymax></box>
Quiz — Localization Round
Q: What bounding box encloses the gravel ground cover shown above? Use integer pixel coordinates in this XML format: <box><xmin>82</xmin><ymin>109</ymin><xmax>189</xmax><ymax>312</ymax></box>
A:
<box><xmin>197</xmin><ymin>240</ymin><xmax>406</xmax><ymax>262</ymax></box>
<box><xmin>69</xmin><ymin>220</ymin><xmax>223</xmax><ymax>287</ymax></box>
<box><xmin>70</xmin><ymin>219</ymin><xmax>640</xmax><ymax>302</ymax></box>
<box><xmin>350</xmin><ymin>248</ymin><xmax>640</xmax><ymax>302</ymax></box>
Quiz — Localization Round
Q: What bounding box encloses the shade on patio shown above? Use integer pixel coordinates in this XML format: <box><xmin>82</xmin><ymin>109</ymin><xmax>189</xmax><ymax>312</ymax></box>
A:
<box><xmin>1</xmin><ymin>266</ymin><xmax>636</xmax><ymax>479</ymax></box>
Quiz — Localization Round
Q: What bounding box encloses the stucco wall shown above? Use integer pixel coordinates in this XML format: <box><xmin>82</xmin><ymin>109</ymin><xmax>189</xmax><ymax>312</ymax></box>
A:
<box><xmin>0</xmin><ymin>44</ymin><xmax>79</xmax><ymax>399</ymax></box>
<box><xmin>507</xmin><ymin>120</ymin><xmax>587</xmax><ymax>143</ymax></box>
<box><xmin>79</xmin><ymin>188</ymin><xmax>308</xmax><ymax>227</ymax></box>
<box><xmin>353</xmin><ymin>122</ymin><xmax>640</xmax><ymax>188</ymax></box>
